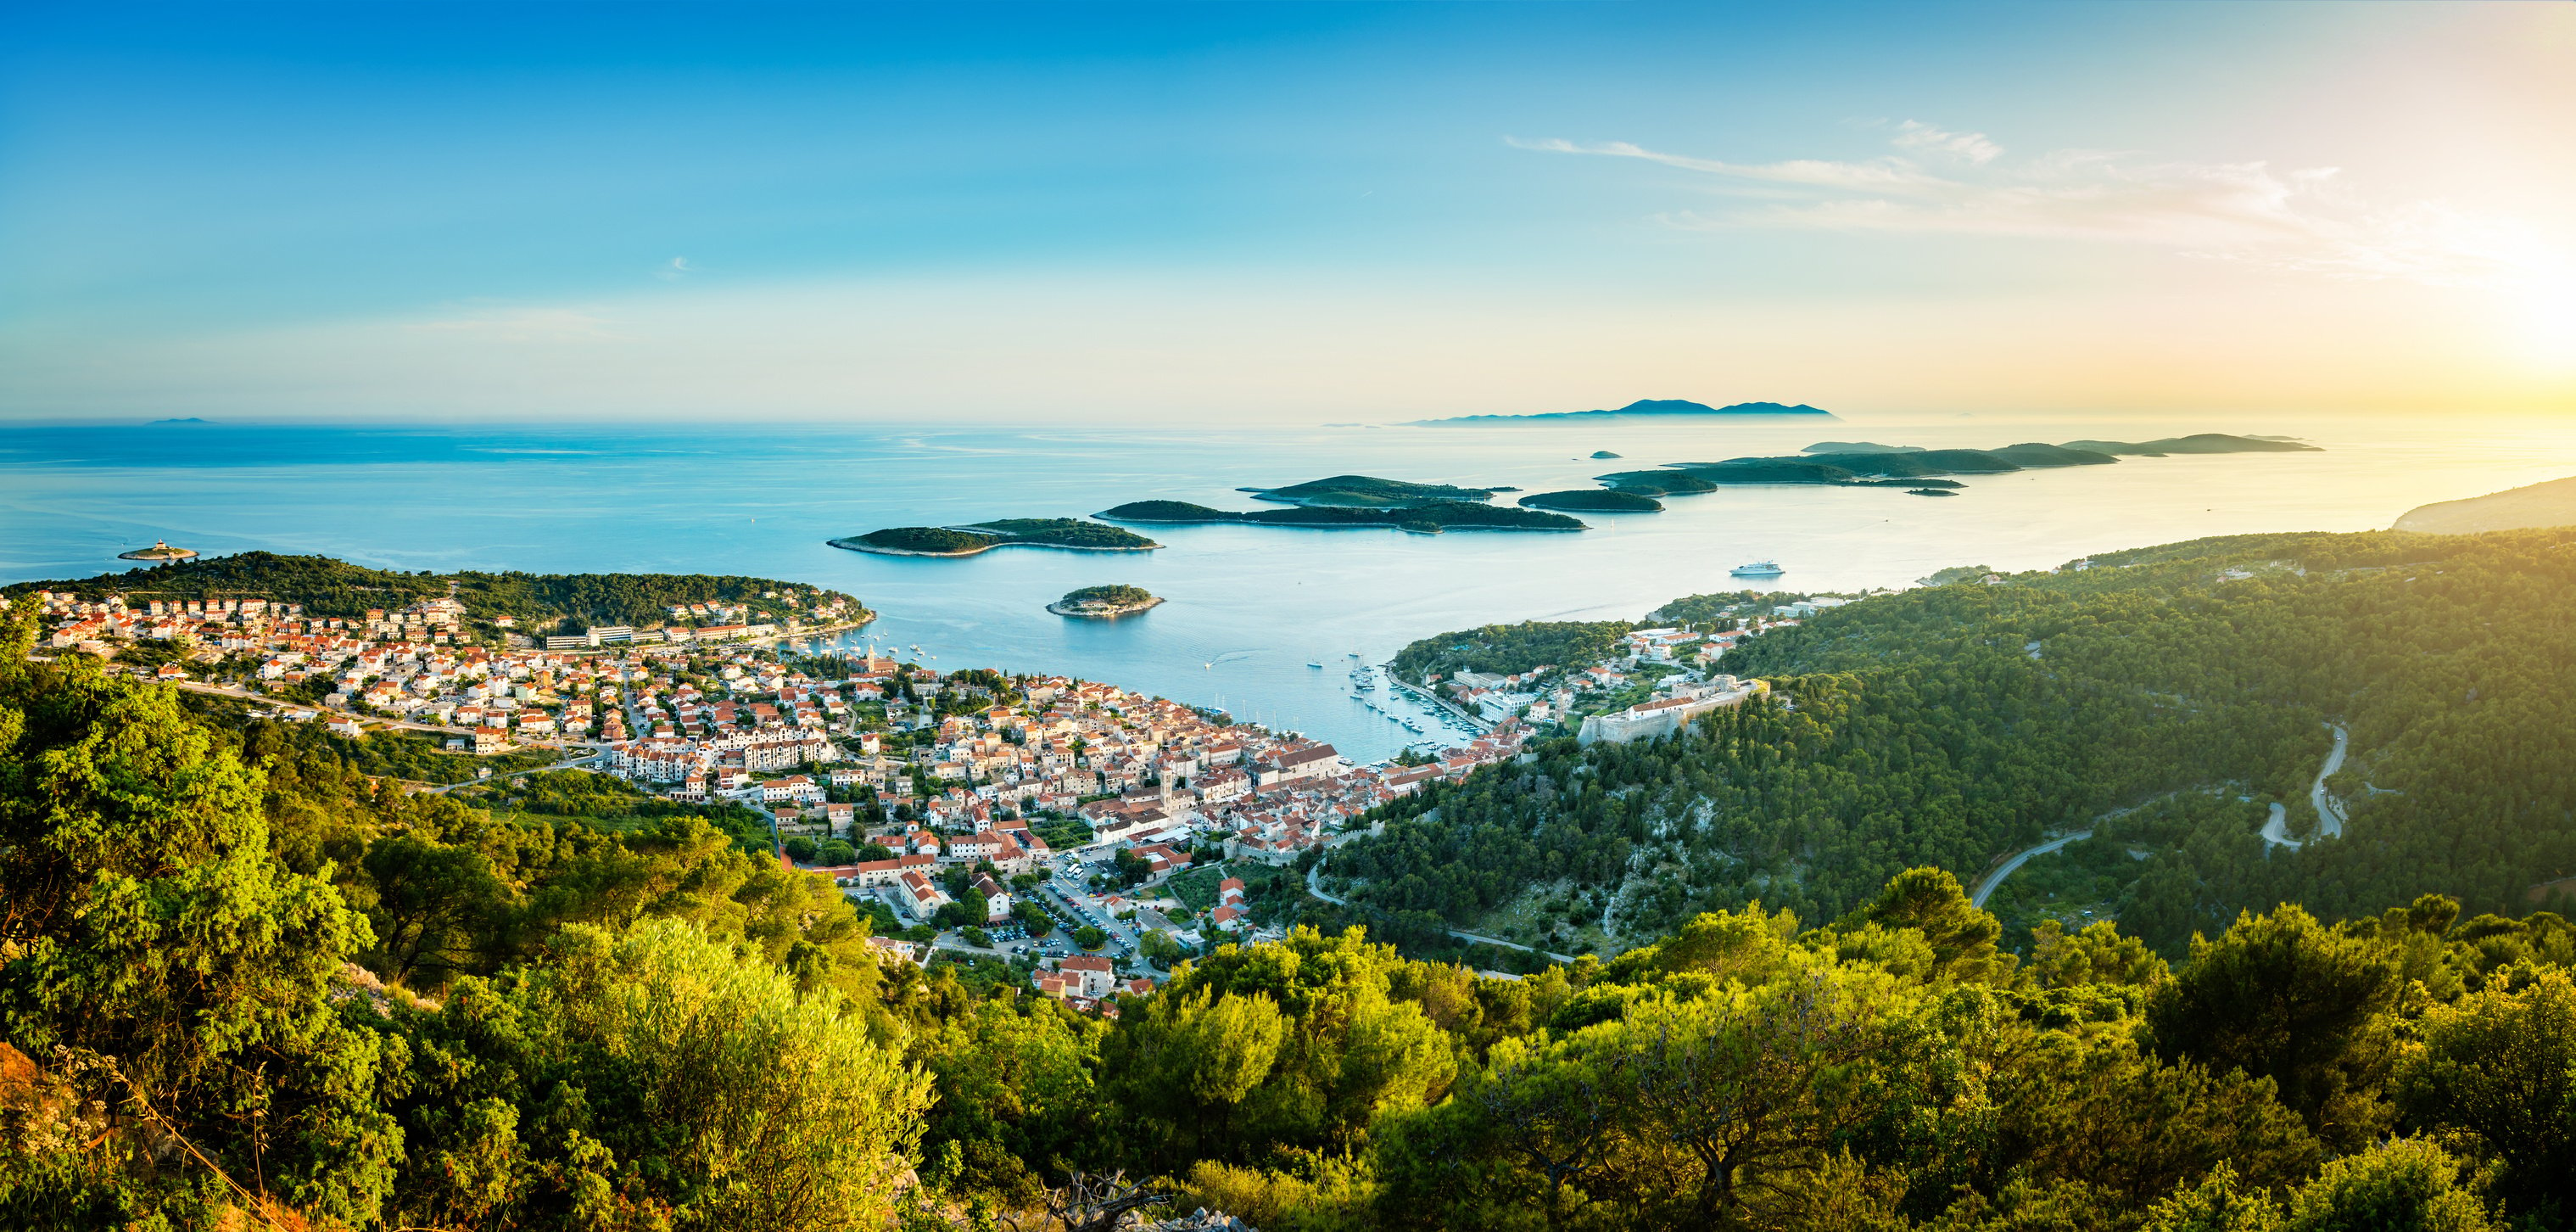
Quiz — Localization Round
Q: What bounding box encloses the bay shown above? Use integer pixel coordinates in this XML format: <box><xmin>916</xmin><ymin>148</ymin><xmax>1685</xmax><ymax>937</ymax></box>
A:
<box><xmin>7</xmin><ymin>412</ymin><xmax>2571</xmax><ymax>761</ymax></box>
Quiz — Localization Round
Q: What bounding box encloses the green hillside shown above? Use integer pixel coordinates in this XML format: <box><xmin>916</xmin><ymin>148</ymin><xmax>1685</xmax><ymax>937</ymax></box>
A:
<box><xmin>1323</xmin><ymin>527</ymin><xmax>2576</xmax><ymax>958</ymax></box>
<box><xmin>6</xmin><ymin>537</ymin><xmax>2573</xmax><ymax>1232</ymax></box>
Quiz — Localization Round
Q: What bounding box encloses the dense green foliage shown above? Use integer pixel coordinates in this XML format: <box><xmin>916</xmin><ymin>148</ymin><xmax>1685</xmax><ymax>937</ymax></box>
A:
<box><xmin>1251</xmin><ymin>475</ymin><xmax>1496</xmax><ymax>507</ymax></box>
<box><xmin>1517</xmin><ymin>490</ymin><xmax>1664</xmax><ymax>513</ymax></box>
<box><xmin>6</xmin><ymin>528</ymin><xmax>2573</xmax><ymax>1232</ymax></box>
<box><xmin>0</xmin><ymin>617</ymin><xmax>915</xmax><ymax>1227</ymax></box>
<box><xmin>182</xmin><ymin>699</ymin><xmax>560</xmax><ymax>785</ymax></box>
<box><xmin>1098</xmin><ymin>500</ymin><xmax>1586</xmax><ymax>534</ymax></box>
<box><xmin>1389</xmin><ymin>619</ymin><xmax>1634</xmax><ymax>686</ymax></box>
<box><xmin>447</xmin><ymin>767</ymin><xmax>776</xmax><ymax>854</ymax></box>
<box><xmin>5</xmin><ymin>551</ymin><xmax>861</xmax><ymax>627</ymax></box>
<box><xmin>1333</xmin><ymin>528</ymin><xmax>2576</xmax><ymax>955</ymax></box>
<box><xmin>1646</xmin><ymin>589</ymin><xmax>1773</xmax><ymax>624</ymax></box>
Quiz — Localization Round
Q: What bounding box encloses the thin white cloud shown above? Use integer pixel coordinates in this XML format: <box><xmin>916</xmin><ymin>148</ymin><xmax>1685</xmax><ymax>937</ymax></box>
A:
<box><xmin>1891</xmin><ymin>120</ymin><xmax>2002</xmax><ymax>165</ymax></box>
<box><xmin>1518</xmin><ymin>124</ymin><xmax>2531</xmax><ymax>286</ymax></box>
<box><xmin>658</xmin><ymin>256</ymin><xmax>695</xmax><ymax>282</ymax></box>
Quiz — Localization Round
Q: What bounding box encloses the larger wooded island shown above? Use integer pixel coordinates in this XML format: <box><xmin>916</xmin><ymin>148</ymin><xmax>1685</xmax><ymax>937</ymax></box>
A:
<box><xmin>1243</xmin><ymin>474</ymin><xmax>1499</xmax><ymax>507</ymax></box>
<box><xmin>828</xmin><ymin>518</ymin><xmax>1160</xmax><ymax>557</ymax></box>
<box><xmin>1098</xmin><ymin>499</ymin><xmax>1584</xmax><ymax>534</ymax></box>
<box><xmin>1605</xmin><ymin>433</ymin><xmax>2318</xmax><ymax>493</ymax></box>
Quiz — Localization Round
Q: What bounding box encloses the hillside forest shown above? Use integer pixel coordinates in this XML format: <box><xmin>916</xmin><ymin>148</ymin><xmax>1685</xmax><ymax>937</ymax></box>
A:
<box><xmin>1320</xmin><ymin>528</ymin><xmax>2576</xmax><ymax>964</ymax></box>
<box><xmin>3</xmin><ymin>528</ymin><xmax>2574</xmax><ymax>1230</ymax></box>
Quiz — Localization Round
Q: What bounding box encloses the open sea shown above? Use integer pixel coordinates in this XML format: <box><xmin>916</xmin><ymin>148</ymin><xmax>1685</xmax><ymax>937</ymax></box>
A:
<box><xmin>8</xmin><ymin>412</ymin><xmax>2573</xmax><ymax>761</ymax></box>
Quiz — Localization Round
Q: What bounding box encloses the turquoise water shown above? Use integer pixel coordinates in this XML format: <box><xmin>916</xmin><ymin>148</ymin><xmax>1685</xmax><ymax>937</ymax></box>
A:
<box><xmin>8</xmin><ymin>413</ymin><xmax>2573</xmax><ymax>759</ymax></box>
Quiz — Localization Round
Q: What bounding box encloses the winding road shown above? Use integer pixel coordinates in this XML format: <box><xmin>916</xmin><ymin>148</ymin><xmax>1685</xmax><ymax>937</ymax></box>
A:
<box><xmin>1969</xmin><ymin>830</ymin><xmax>2094</xmax><ymax>910</ymax></box>
<box><xmin>1306</xmin><ymin>858</ymin><xmax>1579</xmax><ymax>964</ymax></box>
<box><xmin>1975</xmin><ymin>721</ymin><xmax>2354</xmax><ymax>906</ymax></box>
<box><xmin>2260</xmin><ymin>722</ymin><xmax>2350</xmax><ymax>850</ymax></box>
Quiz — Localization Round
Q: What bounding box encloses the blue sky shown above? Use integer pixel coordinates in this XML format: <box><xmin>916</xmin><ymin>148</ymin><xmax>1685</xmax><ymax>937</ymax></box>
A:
<box><xmin>3</xmin><ymin>2</ymin><xmax>2571</xmax><ymax>422</ymax></box>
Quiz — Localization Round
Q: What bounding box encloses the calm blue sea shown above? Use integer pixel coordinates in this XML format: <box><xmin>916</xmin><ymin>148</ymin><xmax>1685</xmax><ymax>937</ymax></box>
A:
<box><xmin>8</xmin><ymin>413</ymin><xmax>2572</xmax><ymax>760</ymax></box>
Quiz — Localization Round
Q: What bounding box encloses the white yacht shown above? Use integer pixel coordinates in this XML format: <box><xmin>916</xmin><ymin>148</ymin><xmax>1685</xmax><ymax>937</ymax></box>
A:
<box><xmin>1730</xmin><ymin>559</ymin><xmax>1785</xmax><ymax>578</ymax></box>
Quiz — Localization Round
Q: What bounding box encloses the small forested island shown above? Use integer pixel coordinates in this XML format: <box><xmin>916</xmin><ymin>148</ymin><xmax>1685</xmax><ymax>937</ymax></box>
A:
<box><xmin>1590</xmin><ymin>449</ymin><xmax>1622</xmax><ymax>458</ymax></box>
<box><xmin>1048</xmin><ymin>583</ymin><xmax>1163</xmax><ymax>618</ymax></box>
<box><xmin>1097</xmin><ymin>499</ymin><xmax>1584</xmax><ymax>534</ymax></box>
<box><xmin>1517</xmin><ymin>489</ymin><xmax>1663</xmax><ymax>512</ymax></box>
<box><xmin>1907</xmin><ymin>487</ymin><xmax>1958</xmax><ymax>497</ymax></box>
<box><xmin>827</xmin><ymin>518</ymin><xmax>1160</xmax><ymax>557</ymax></box>
<box><xmin>1243</xmin><ymin>474</ymin><xmax>1496</xmax><ymax>507</ymax></box>
<box><xmin>117</xmin><ymin>539</ymin><xmax>198</xmax><ymax>562</ymax></box>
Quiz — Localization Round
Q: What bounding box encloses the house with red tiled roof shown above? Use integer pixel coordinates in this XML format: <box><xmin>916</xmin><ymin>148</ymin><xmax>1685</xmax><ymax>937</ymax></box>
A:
<box><xmin>1056</xmin><ymin>954</ymin><xmax>1115</xmax><ymax>999</ymax></box>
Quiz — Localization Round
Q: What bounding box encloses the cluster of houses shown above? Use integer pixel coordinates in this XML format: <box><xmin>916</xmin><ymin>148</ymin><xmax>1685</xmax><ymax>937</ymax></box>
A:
<box><xmin>13</xmin><ymin>581</ymin><xmax>889</xmax><ymax>762</ymax></box>
<box><xmin>612</xmin><ymin>653</ymin><xmax>1543</xmax><ymax>882</ymax></box>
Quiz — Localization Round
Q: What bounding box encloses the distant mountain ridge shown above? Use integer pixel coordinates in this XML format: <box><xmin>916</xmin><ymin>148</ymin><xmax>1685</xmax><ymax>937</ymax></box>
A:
<box><xmin>1421</xmin><ymin>398</ymin><xmax>1836</xmax><ymax>423</ymax></box>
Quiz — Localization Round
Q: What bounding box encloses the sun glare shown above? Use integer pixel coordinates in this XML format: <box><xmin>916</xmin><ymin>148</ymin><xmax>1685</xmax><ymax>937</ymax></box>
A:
<box><xmin>2521</xmin><ymin>275</ymin><xmax>2576</xmax><ymax>371</ymax></box>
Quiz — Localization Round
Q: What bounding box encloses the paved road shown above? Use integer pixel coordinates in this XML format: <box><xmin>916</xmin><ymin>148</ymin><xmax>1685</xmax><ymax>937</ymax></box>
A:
<box><xmin>1980</xmin><ymin>722</ymin><xmax>2356</xmax><ymax>902</ymax></box>
<box><xmin>1306</xmin><ymin>859</ymin><xmax>1579</xmax><ymax>964</ymax></box>
<box><xmin>1970</xmin><ymin>830</ymin><xmax>2093</xmax><ymax>910</ymax></box>
<box><xmin>2261</xmin><ymin>723</ymin><xmax>2350</xmax><ymax>850</ymax></box>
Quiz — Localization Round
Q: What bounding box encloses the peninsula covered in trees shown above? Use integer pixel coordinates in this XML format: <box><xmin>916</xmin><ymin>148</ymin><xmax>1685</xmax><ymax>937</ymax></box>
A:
<box><xmin>829</xmin><ymin>518</ymin><xmax>1161</xmax><ymax>557</ymax></box>
<box><xmin>2395</xmin><ymin>473</ymin><xmax>2576</xmax><ymax>535</ymax></box>
<box><xmin>3</xmin><ymin>551</ymin><xmax>867</xmax><ymax>633</ymax></box>
<box><xmin>1661</xmin><ymin>434</ymin><xmax>2313</xmax><ymax>485</ymax></box>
